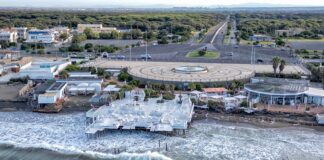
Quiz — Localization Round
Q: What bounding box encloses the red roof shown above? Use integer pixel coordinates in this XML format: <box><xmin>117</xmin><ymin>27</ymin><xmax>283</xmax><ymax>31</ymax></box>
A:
<box><xmin>203</xmin><ymin>88</ymin><xmax>227</xmax><ymax>93</ymax></box>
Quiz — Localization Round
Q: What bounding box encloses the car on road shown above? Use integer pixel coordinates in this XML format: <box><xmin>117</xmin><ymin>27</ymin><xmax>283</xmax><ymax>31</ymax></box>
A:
<box><xmin>226</xmin><ymin>52</ymin><xmax>233</xmax><ymax>56</ymax></box>
<box><xmin>140</xmin><ymin>54</ymin><xmax>152</xmax><ymax>60</ymax></box>
<box><xmin>257</xmin><ymin>59</ymin><xmax>264</xmax><ymax>63</ymax></box>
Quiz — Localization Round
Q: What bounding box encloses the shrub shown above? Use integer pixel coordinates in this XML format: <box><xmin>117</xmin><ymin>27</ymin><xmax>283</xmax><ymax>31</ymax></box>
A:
<box><xmin>129</xmin><ymin>80</ymin><xmax>140</xmax><ymax>86</ymax></box>
<box><xmin>162</xmin><ymin>92</ymin><xmax>175</xmax><ymax>100</ymax></box>
<box><xmin>8</xmin><ymin>76</ymin><xmax>30</xmax><ymax>84</ymax></box>
<box><xmin>208</xmin><ymin>100</ymin><xmax>224</xmax><ymax>111</ymax></box>
<box><xmin>197</xmin><ymin>100</ymin><xmax>207</xmax><ymax>106</ymax></box>
<box><xmin>240</xmin><ymin>100</ymin><xmax>248</xmax><ymax>107</ymax></box>
<box><xmin>144</xmin><ymin>89</ymin><xmax>159</xmax><ymax>98</ymax></box>
<box><xmin>118</xmin><ymin>71</ymin><xmax>132</xmax><ymax>82</ymax></box>
<box><xmin>190</xmin><ymin>98</ymin><xmax>197</xmax><ymax>105</ymax></box>
<box><xmin>65</xmin><ymin>64</ymin><xmax>80</xmax><ymax>72</ymax></box>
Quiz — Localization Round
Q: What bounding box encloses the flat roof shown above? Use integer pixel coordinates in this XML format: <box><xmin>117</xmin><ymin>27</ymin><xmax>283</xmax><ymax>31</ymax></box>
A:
<box><xmin>57</xmin><ymin>77</ymin><xmax>103</xmax><ymax>82</ymax></box>
<box><xmin>245</xmin><ymin>78</ymin><xmax>309</xmax><ymax>95</ymax></box>
<box><xmin>305</xmin><ymin>87</ymin><xmax>324</xmax><ymax>97</ymax></box>
<box><xmin>47</xmin><ymin>82</ymin><xmax>66</xmax><ymax>91</ymax></box>
<box><xmin>86</xmin><ymin>92</ymin><xmax>194</xmax><ymax>134</ymax></box>
<box><xmin>39</xmin><ymin>92</ymin><xmax>57</xmax><ymax>97</ymax></box>
<box><xmin>203</xmin><ymin>88</ymin><xmax>227</xmax><ymax>93</ymax></box>
<box><xmin>34</xmin><ymin>81</ymin><xmax>55</xmax><ymax>94</ymax></box>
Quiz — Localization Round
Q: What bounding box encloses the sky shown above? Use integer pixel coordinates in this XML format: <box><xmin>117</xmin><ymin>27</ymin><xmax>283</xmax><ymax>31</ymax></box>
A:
<box><xmin>1</xmin><ymin>0</ymin><xmax>324</xmax><ymax>7</ymax></box>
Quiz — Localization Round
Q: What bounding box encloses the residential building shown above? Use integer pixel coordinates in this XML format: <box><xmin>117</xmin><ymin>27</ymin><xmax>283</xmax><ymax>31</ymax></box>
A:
<box><xmin>52</xmin><ymin>27</ymin><xmax>70</xmax><ymax>35</ymax></box>
<box><xmin>0</xmin><ymin>29</ymin><xmax>18</xmax><ymax>43</ymax></box>
<box><xmin>0</xmin><ymin>50</ymin><xmax>20</xmax><ymax>60</ymax></box>
<box><xmin>19</xmin><ymin>61</ymin><xmax>71</xmax><ymax>80</ymax></box>
<box><xmin>38</xmin><ymin>82</ymin><xmax>67</xmax><ymax>105</ymax></box>
<box><xmin>77</xmin><ymin>24</ymin><xmax>117</xmax><ymax>34</ymax></box>
<box><xmin>275</xmin><ymin>28</ymin><xmax>305</xmax><ymax>37</ymax></box>
<box><xmin>26</xmin><ymin>29</ymin><xmax>55</xmax><ymax>44</ymax></box>
<box><xmin>203</xmin><ymin>87</ymin><xmax>228</xmax><ymax>96</ymax></box>
<box><xmin>15</xmin><ymin>27</ymin><xmax>28</xmax><ymax>39</ymax></box>
<box><xmin>249</xmin><ymin>34</ymin><xmax>272</xmax><ymax>42</ymax></box>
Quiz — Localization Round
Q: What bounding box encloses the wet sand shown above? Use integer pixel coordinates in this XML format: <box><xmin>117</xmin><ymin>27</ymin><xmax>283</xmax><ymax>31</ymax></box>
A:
<box><xmin>193</xmin><ymin>110</ymin><xmax>324</xmax><ymax>132</ymax></box>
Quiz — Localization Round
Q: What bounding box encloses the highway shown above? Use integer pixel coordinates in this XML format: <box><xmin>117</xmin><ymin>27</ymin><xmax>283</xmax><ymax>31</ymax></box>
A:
<box><xmin>110</xmin><ymin>16</ymin><xmax>299</xmax><ymax>65</ymax></box>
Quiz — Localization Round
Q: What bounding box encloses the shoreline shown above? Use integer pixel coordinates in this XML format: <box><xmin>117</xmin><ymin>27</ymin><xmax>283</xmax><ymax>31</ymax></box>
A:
<box><xmin>192</xmin><ymin>110</ymin><xmax>324</xmax><ymax>132</ymax></box>
<box><xmin>1</xmin><ymin>107</ymin><xmax>323</xmax><ymax>132</ymax></box>
<box><xmin>1</xmin><ymin>111</ymin><xmax>324</xmax><ymax>159</ymax></box>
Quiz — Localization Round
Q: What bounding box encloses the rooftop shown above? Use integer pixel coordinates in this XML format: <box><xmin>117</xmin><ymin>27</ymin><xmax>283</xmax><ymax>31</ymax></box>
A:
<box><xmin>57</xmin><ymin>77</ymin><xmax>103</xmax><ymax>82</ymax></box>
<box><xmin>203</xmin><ymin>87</ymin><xmax>227</xmax><ymax>93</ymax></box>
<box><xmin>34</xmin><ymin>80</ymin><xmax>55</xmax><ymax>94</ymax></box>
<box><xmin>47</xmin><ymin>82</ymin><xmax>66</xmax><ymax>91</ymax></box>
<box><xmin>245</xmin><ymin>77</ymin><xmax>310</xmax><ymax>95</ymax></box>
<box><xmin>86</xmin><ymin>91</ymin><xmax>194</xmax><ymax>134</ymax></box>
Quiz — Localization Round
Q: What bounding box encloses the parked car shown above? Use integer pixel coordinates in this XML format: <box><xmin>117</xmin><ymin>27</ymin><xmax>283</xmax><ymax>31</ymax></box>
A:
<box><xmin>140</xmin><ymin>54</ymin><xmax>152</xmax><ymax>60</ymax></box>
<box><xmin>116</xmin><ymin>55</ymin><xmax>126</xmax><ymax>60</ymax></box>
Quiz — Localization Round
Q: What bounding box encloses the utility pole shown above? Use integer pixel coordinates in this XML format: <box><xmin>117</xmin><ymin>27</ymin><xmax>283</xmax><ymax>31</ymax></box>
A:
<box><xmin>251</xmin><ymin>45</ymin><xmax>254</xmax><ymax>64</ymax></box>
<box><xmin>129</xmin><ymin>24</ymin><xmax>132</xmax><ymax>61</ymax></box>
<box><xmin>145</xmin><ymin>30</ymin><xmax>148</xmax><ymax>62</ymax></box>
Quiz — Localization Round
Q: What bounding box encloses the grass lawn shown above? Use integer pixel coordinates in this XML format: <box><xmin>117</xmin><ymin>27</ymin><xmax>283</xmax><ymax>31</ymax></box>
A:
<box><xmin>287</xmin><ymin>38</ymin><xmax>324</xmax><ymax>42</ymax></box>
<box><xmin>296</xmin><ymin>49</ymin><xmax>324</xmax><ymax>59</ymax></box>
<box><xmin>239</xmin><ymin>39</ymin><xmax>253</xmax><ymax>45</ymax></box>
<box><xmin>186</xmin><ymin>50</ymin><xmax>220</xmax><ymax>59</ymax></box>
<box><xmin>223</xmin><ymin>35</ymin><xmax>230</xmax><ymax>45</ymax></box>
<box><xmin>259</xmin><ymin>41</ymin><xmax>274</xmax><ymax>45</ymax></box>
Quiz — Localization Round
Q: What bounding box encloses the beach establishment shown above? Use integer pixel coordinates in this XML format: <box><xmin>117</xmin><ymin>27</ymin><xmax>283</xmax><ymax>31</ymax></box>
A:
<box><xmin>245</xmin><ymin>77</ymin><xmax>324</xmax><ymax>106</ymax></box>
<box><xmin>85</xmin><ymin>89</ymin><xmax>194</xmax><ymax>136</ymax></box>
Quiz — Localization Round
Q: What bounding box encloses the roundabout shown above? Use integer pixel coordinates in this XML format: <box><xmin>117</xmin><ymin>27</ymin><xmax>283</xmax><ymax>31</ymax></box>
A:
<box><xmin>91</xmin><ymin>60</ymin><xmax>307</xmax><ymax>85</ymax></box>
<box><xmin>127</xmin><ymin>63</ymin><xmax>255</xmax><ymax>84</ymax></box>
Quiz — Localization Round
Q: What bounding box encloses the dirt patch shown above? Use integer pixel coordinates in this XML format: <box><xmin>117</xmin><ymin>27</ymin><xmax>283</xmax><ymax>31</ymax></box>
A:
<box><xmin>0</xmin><ymin>84</ymin><xmax>25</xmax><ymax>101</ymax></box>
<box><xmin>61</xmin><ymin>96</ymin><xmax>93</xmax><ymax>113</ymax></box>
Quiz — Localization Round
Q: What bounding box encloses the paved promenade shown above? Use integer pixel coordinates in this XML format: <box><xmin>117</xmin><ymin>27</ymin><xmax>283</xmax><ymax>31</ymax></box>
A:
<box><xmin>86</xmin><ymin>60</ymin><xmax>307</xmax><ymax>83</ymax></box>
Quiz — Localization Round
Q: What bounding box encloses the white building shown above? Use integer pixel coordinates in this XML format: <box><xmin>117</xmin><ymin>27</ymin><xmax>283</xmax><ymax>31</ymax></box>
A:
<box><xmin>52</xmin><ymin>27</ymin><xmax>70</xmax><ymax>35</ymax></box>
<box><xmin>15</xmin><ymin>27</ymin><xmax>28</xmax><ymax>39</ymax></box>
<box><xmin>77</xmin><ymin>24</ymin><xmax>117</xmax><ymax>34</ymax></box>
<box><xmin>85</xmin><ymin>91</ymin><xmax>194</xmax><ymax>135</ymax></box>
<box><xmin>0</xmin><ymin>30</ymin><xmax>18</xmax><ymax>43</ymax></box>
<box><xmin>38</xmin><ymin>82</ymin><xmax>67</xmax><ymax>105</ymax></box>
<box><xmin>249</xmin><ymin>34</ymin><xmax>272</xmax><ymax>42</ymax></box>
<box><xmin>26</xmin><ymin>30</ymin><xmax>55</xmax><ymax>44</ymax></box>
<box><xmin>58</xmin><ymin>77</ymin><xmax>103</xmax><ymax>95</ymax></box>
<box><xmin>19</xmin><ymin>61</ymin><xmax>71</xmax><ymax>80</ymax></box>
<box><xmin>275</xmin><ymin>28</ymin><xmax>305</xmax><ymax>37</ymax></box>
<box><xmin>68</xmin><ymin>72</ymin><xmax>98</xmax><ymax>78</ymax></box>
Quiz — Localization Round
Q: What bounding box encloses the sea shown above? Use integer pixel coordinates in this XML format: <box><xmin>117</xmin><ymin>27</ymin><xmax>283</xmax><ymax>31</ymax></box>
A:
<box><xmin>0</xmin><ymin>111</ymin><xmax>324</xmax><ymax>160</ymax></box>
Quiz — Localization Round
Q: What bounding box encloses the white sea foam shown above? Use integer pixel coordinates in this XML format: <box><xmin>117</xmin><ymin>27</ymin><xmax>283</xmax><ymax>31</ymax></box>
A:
<box><xmin>0</xmin><ymin>112</ymin><xmax>324</xmax><ymax>160</ymax></box>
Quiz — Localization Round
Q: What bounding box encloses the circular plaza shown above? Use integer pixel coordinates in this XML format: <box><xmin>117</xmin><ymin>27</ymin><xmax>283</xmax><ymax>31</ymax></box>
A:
<box><xmin>127</xmin><ymin>63</ymin><xmax>255</xmax><ymax>84</ymax></box>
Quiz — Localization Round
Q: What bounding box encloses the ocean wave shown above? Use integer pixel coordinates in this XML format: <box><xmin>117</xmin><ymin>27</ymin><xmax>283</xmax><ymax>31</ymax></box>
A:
<box><xmin>1</xmin><ymin>112</ymin><xmax>324</xmax><ymax>160</ymax></box>
<box><xmin>0</xmin><ymin>141</ymin><xmax>172</xmax><ymax>160</ymax></box>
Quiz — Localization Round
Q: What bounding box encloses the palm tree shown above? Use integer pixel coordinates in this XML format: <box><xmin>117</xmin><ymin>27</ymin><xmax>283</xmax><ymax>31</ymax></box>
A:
<box><xmin>272</xmin><ymin>56</ymin><xmax>281</xmax><ymax>76</ymax></box>
<box><xmin>59</xmin><ymin>70</ymin><xmax>69</xmax><ymax>79</ymax></box>
<box><xmin>279</xmin><ymin>59</ymin><xmax>286</xmax><ymax>75</ymax></box>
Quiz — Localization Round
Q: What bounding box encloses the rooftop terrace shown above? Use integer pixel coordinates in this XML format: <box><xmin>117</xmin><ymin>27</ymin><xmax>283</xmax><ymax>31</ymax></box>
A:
<box><xmin>86</xmin><ymin>90</ymin><xmax>194</xmax><ymax>134</ymax></box>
